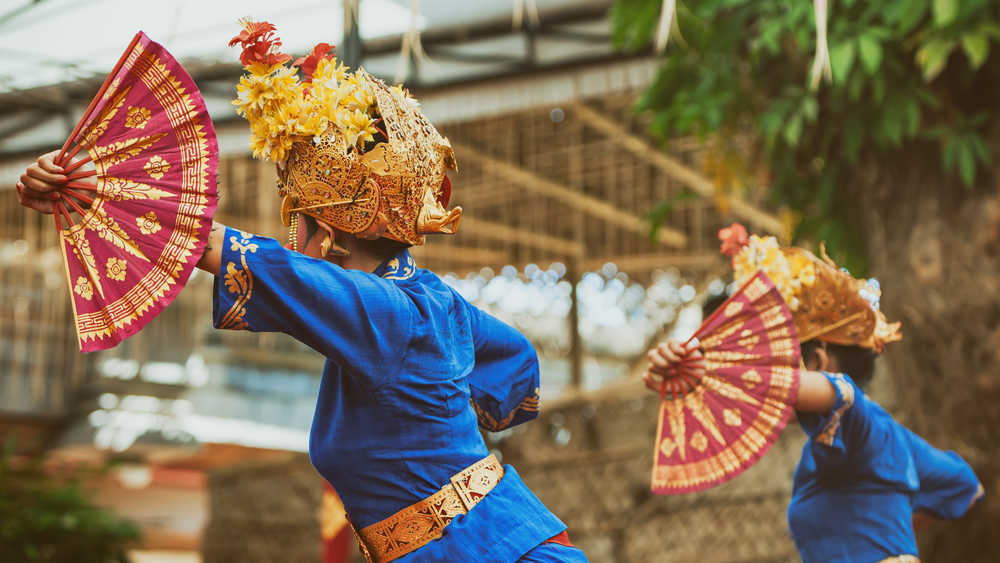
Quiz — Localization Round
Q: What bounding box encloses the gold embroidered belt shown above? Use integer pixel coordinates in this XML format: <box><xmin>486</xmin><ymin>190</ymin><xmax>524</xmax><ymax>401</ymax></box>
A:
<box><xmin>877</xmin><ymin>556</ymin><xmax>919</xmax><ymax>563</ymax></box>
<box><xmin>353</xmin><ymin>454</ymin><xmax>505</xmax><ymax>563</ymax></box>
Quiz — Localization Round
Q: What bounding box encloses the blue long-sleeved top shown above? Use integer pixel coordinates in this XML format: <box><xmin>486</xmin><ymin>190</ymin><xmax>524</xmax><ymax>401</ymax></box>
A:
<box><xmin>788</xmin><ymin>372</ymin><xmax>983</xmax><ymax>563</ymax></box>
<box><xmin>212</xmin><ymin>228</ymin><xmax>565</xmax><ymax>560</ymax></box>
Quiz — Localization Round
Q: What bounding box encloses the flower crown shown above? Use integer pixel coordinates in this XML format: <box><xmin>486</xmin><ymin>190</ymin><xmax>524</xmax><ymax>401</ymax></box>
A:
<box><xmin>228</xmin><ymin>19</ymin><xmax>461</xmax><ymax>247</ymax></box>
<box><xmin>229</xmin><ymin>19</ymin><xmax>409</xmax><ymax>163</ymax></box>
<box><xmin>719</xmin><ymin>223</ymin><xmax>902</xmax><ymax>352</ymax></box>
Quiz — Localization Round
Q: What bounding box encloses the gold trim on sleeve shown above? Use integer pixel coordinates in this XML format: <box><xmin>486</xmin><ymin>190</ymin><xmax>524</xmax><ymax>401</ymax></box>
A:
<box><xmin>816</xmin><ymin>373</ymin><xmax>855</xmax><ymax>446</ymax></box>
<box><xmin>472</xmin><ymin>388</ymin><xmax>541</xmax><ymax>432</ymax></box>
<box><xmin>218</xmin><ymin>231</ymin><xmax>259</xmax><ymax>330</ymax></box>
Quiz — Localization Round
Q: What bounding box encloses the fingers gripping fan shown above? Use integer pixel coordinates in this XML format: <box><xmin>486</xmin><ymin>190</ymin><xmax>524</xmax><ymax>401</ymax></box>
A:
<box><xmin>651</xmin><ymin>271</ymin><xmax>800</xmax><ymax>494</ymax></box>
<box><xmin>50</xmin><ymin>32</ymin><xmax>218</xmax><ymax>352</ymax></box>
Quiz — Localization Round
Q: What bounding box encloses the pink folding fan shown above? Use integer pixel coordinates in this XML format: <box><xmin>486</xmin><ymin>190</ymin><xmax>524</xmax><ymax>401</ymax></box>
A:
<box><xmin>49</xmin><ymin>32</ymin><xmax>218</xmax><ymax>352</ymax></box>
<box><xmin>651</xmin><ymin>271</ymin><xmax>801</xmax><ymax>494</ymax></box>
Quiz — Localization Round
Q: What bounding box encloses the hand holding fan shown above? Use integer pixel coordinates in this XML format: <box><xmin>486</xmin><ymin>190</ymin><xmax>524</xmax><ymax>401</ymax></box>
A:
<box><xmin>650</xmin><ymin>270</ymin><xmax>800</xmax><ymax>494</ymax></box>
<box><xmin>46</xmin><ymin>32</ymin><xmax>218</xmax><ymax>352</ymax></box>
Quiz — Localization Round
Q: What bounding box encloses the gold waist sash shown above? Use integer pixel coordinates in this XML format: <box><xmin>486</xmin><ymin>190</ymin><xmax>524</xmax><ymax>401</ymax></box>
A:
<box><xmin>354</xmin><ymin>454</ymin><xmax>504</xmax><ymax>563</ymax></box>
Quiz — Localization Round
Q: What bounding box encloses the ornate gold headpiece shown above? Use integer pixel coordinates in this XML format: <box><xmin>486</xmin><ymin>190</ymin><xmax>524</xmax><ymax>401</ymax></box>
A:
<box><xmin>229</xmin><ymin>20</ymin><xmax>461</xmax><ymax>247</ymax></box>
<box><xmin>719</xmin><ymin>223</ymin><xmax>902</xmax><ymax>353</ymax></box>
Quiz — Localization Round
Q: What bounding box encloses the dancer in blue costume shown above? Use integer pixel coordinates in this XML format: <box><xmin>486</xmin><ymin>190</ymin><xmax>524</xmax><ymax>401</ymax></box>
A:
<box><xmin>641</xmin><ymin>226</ymin><xmax>983</xmax><ymax>563</ymax></box>
<box><xmin>16</xmin><ymin>20</ymin><xmax>587</xmax><ymax>563</ymax></box>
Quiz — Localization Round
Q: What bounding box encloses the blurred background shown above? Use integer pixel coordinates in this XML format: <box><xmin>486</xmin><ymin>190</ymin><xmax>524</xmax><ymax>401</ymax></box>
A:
<box><xmin>0</xmin><ymin>0</ymin><xmax>997</xmax><ymax>562</ymax></box>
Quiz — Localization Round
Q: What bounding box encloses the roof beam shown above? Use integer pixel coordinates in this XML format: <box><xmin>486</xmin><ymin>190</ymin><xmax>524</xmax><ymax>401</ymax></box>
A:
<box><xmin>459</xmin><ymin>217</ymin><xmax>584</xmax><ymax>257</ymax></box>
<box><xmin>452</xmin><ymin>142</ymin><xmax>687</xmax><ymax>248</ymax></box>
<box><xmin>570</xmin><ymin>103</ymin><xmax>785</xmax><ymax>235</ymax></box>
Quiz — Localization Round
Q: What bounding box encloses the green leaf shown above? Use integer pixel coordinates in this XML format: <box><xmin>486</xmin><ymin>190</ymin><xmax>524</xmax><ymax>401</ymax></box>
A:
<box><xmin>970</xmin><ymin>133</ymin><xmax>991</xmax><ymax>163</ymax></box>
<box><xmin>896</xmin><ymin>0</ymin><xmax>929</xmax><ymax>34</ymax></box>
<box><xmin>784</xmin><ymin>115</ymin><xmax>803</xmax><ymax>146</ymax></box>
<box><xmin>942</xmin><ymin>136</ymin><xmax>958</xmax><ymax>170</ymax></box>
<box><xmin>903</xmin><ymin>98</ymin><xmax>922</xmax><ymax>136</ymax></box>
<box><xmin>858</xmin><ymin>35</ymin><xmax>883</xmax><ymax>75</ymax></box>
<box><xmin>960</xmin><ymin>32</ymin><xmax>990</xmax><ymax>69</ymax></box>
<box><xmin>957</xmin><ymin>141</ymin><xmax>976</xmax><ymax>187</ymax></box>
<box><xmin>872</xmin><ymin>75</ymin><xmax>886</xmax><ymax>103</ymax></box>
<box><xmin>932</xmin><ymin>0</ymin><xmax>958</xmax><ymax>27</ymax></box>
<box><xmin>801</xmin><ymin>96</ymin><xmax>819</xmax><ymax>122</ymax></box>
<box><xmin>830</xmin><ymin>40</ymin><xmax>857</xmax><ymax>83</ymax></box>
<box><xmin>916</xmin><ymin>39</ymin><xmax>955</xmax><ymax>81</ymax></box>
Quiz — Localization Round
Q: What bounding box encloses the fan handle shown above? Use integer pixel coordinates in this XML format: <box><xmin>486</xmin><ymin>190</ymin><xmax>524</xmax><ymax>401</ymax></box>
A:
<box><xmin>658</xmin><ymin>271</ymin><xmax>768</xmax><ymax>400</ymax></box>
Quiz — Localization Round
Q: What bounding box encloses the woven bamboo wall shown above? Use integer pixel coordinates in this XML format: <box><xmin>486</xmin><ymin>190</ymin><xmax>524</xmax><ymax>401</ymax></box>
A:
<box><xmin>0</xmin><ymin>188</ymin><xmax>88</xmax><ymax>415</ymax></box>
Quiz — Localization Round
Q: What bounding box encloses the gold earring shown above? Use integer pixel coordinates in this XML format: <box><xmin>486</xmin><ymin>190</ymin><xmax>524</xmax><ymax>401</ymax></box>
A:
<box><xmin>320</xmin><ymin>234</ymin><xmax>331</xmax><ymax>257</ymax></box>
<box><xmin>288</xmin><ymin>213</ymin><xmax>299</xmax><ymax>252</ymax></box>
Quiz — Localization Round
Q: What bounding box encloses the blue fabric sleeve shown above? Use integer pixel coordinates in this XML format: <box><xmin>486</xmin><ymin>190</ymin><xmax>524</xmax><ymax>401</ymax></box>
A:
<box><xmin>905</xmin><ymin>428</ymin><xmax>984</xmax><ymax>519</ymax></box>
<box><xmin>212</xmin><ymin>228</ymin><xmax>411</xmax><ymax>387</ymax></box>
<box><xmin>798</xmin><ymin>372</ymin><xmax>867</xmax><ymax>467</ymax></box>
<box><xmin>466</xmin><ymin>305</ymin><xmax>540</xmax><ymax>432</ymax></box>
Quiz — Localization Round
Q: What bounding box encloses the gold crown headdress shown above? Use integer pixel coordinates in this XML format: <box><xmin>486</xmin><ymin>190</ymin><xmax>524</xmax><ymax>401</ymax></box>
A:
<box><xmin>718</xmin><ymin>223</ymin><xmax>902</xmax><ymax>353</ymax></box>
<box><xmin>229</xmin><ymin>20</ymin><xmax>461</xmax><ymax>248</ymax></box>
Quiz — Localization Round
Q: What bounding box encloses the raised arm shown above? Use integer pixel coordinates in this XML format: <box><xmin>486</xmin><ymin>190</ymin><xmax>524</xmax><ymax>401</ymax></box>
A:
<box><xmin>642</xmin><ymin>339</ymin><xmax>837</xmax><ymax>412</ymax></box>
<box><xmin>467</xmin><ymin>305</ymin><xmax>541</xmax><ymax>432</ymax></box>
<box><xmin>196</xmin><ymin>222</ymin><xmax>226</xmax><ymax>275</ymax></box>
<box><xmin>795</xmin><ymin>370</ymin><xmax>839</xmax><ymax>412</ymax></box>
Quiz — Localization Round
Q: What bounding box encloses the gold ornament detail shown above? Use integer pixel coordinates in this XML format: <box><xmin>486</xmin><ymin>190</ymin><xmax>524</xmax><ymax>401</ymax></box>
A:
<box><xmin>92</xmin><ymin>132</ymin><xmax>167</xmax><ymax>169</ymax></box>
<box><xmin>741</xmin><ymin>369</ymin><xmax>762</xmax><ymax>389</ymax></box>
<box><xmin>659</xmin><ymin>437</ymin><xmax>677</xmax><ymax>458</ymax></box>
<box><xmin>690</xmin><ymin>431</ymin><xmax>709</xmax><ymax>453</ymax></box>
<box><xmin>136</xmin><ymin>212</ymin><xmax>162</xmax><ymax>235</ymax></box>
<box><xmin>723</xmin><ymin>408</ymin><xmax>742</xmax><ymax>427</ymax></box>
<box><xmin>101</xmin><ymin>176</ymin><xmax>174</xmax><ymax>201</ymax></box>
<box><xmin>80</xmin><ymin>87</ymin><xmax>131</xmax><ymax>147</ymax></box>
<box><xmin>125</xmin><ymin>106</ymin><xmax>151</xmax><ymax>128</ymax></box>
<box><xmin>106</xmin><ymin>257</ymin><xmax>127</xmax><ymax>282</ymax></box>
<box><xmin>143</xmin><ymin>155</ymin><xmax>171</xmax><ymax>179</ymax></box>
<box><xmin>73</xmin><ymin>276</ymin><xmax>94</xmax><ymax>300</ymax></box>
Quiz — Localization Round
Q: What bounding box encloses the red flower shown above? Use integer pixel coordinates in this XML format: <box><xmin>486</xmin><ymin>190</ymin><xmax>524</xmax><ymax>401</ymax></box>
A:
<box><xmin>718</xmin><ymin>222</ymin><xmax>749</xmax><ymax>257</ymax></box>
<box><xmin>239</xmin><ymin>42</ymin><xmax>291</xmax><ymax>67</ymax></box>
<box><xmin>293</xmin><ymin>43</ymin><xmax>336</xmax><ymax>83</ymax></box>
<box><xmin>228</xmin><ymin>20</ymin><xmax>277</xmax><ymax>47</ymax></box>
<box><xmin>229</xmin><ymin>19</ymin><xmax>291</xmax><ymax>67</ymax></box>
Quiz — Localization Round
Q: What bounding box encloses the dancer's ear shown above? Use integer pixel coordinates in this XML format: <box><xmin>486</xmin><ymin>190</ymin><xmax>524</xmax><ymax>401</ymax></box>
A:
<box><xmin>310</xmin><ymin>219</ymin><xmax>349</xmax><ymax>258</ymax></box>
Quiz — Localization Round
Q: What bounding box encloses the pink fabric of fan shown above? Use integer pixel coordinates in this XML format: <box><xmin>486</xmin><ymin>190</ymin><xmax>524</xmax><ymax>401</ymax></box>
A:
<box><xmin>651</xmin><ymin>271</ymin><xmax>800</xmax><ymax>494</ymax></box>
<box><xmin>52</xmin><ymin>31</ymin><xmax>218</xmax><ymax>352</ymax></box>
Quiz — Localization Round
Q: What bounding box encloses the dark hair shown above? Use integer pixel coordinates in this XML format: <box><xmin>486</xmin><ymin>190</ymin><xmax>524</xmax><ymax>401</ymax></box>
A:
<box><xmin>800</xmin><ymin>340</ymin><xmax>878</xmax><ymax>388</ymax></box>
<box><xmin>702</xmin><ymin>293</ymin><xmax>729</xmax><ymax>319</ymax></box>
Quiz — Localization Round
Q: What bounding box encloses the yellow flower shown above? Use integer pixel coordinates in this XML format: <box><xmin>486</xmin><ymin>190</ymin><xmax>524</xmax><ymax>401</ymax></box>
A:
<box><xmin>788</xmin><ymin>254</ymin><xmax>817</xmax><ymax>287</ymax></box>
<box><xmin>143</xmin><ymin>155</ymin><xmax>171</xmax><ymax>180</ymax></box>
<box><xmin>125</xmin><ymin>106</ymin><xmax>151</xmax><ymax>129</ymax></box>
<box><xmin>732</xmin><ymin>234</ymin><xmax>806</xmax><ymax>310</ymax></box>
<box><xmin>335</xmin><ymin>108</ymin><xmax>378</xmax><ymax>147</ymax></box>
<box><xmin>73</xmin><ymin>276</ymin><xmax>94</xmax><ymax>301</ymax></box>
<box><xmin>106</xmin><ymin>257</ymin><xmax>127</xmax><ymax>282</ymax></box>
<box><xmin>136</xmin><ymin>211</ymin><xmax>162</xmax><ymax>235</ymax></box>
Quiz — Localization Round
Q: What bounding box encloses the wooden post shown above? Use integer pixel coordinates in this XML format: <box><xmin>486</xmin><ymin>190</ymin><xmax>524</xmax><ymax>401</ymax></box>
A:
<box><xmin>568</xmin><ymin>257</ymin><xmax>583</xmax><ymax>390</ymax></box>
<box><xmin>568</xmin><ymin>112</ymin><xmax>584</xmax><ymax>390</ymax></box>
<box><xmin>341</xmin><ymin>0</ymin><xmax>363</xmax><ymax>70</ymax></box>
